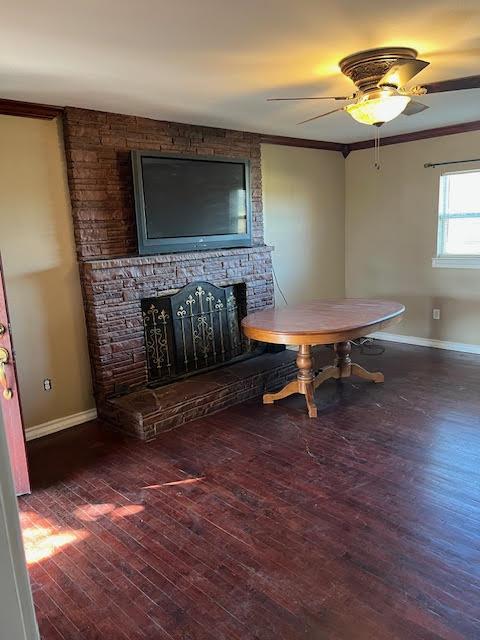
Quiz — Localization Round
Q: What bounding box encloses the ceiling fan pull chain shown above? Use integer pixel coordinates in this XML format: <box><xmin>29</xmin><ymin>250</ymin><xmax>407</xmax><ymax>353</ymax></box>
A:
<box><xmin>376</xmin><ymin>128</ymin><xmax>379</xmax><ymax>170</ymax></box>
<box><xmin>374</xmin><ymin>127</ymin><xmax>381</xmax><ymax>170</ymax></box>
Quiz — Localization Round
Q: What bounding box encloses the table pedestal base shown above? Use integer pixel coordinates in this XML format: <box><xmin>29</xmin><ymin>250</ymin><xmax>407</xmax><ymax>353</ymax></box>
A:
<box><xmin>263</xmin><ymin>341</ymin><xmax>384</xmax><ymax>418</ymax></box>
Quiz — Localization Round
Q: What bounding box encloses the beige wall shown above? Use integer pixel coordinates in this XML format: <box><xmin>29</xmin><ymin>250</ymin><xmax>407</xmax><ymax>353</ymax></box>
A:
<box><xmin>0</xmin><ymin>115</ymin><xmax>94</xmax><ymax>430</ymax></box>
<box><xmin>262</xmin><ymin>144</ymin><xmax>345</xmax><ymax>306</ymax></box>
<box><xmin>346</xmin><ymin>131</ymin><xmax>480</xmax><ymax>345</ymax></box>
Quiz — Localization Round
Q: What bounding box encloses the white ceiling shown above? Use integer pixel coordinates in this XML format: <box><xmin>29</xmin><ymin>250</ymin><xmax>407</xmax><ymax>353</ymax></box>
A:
<box><xmin>2</xmin><ymin>0</ymin><xmax>480</xmax><ymax>143</ymax></box>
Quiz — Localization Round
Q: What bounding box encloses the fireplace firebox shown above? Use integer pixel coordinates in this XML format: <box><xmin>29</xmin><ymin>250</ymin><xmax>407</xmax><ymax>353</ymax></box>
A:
<box><xmin>141</xmin><ymin>280</ymin><xmax>257</xmax><ymax>385</ymax></box>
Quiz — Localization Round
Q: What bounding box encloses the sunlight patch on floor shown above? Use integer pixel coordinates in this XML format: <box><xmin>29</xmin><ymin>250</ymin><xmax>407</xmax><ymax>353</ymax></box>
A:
<box><xmin>20</xmin><ymin>512</ymin><xmax>88</xmax><ymax>565</ymax></box>
<box><xmin>74</xmin><ymin>502</ymin><xmax>115</xmax><ymax>521</ymax></box>
<box><xmin>143</xmin><ymin>476</ymin><xmax>206</xmax><ymax>489</ymax></box>
<box><xmin>74</xmin><ymin>502</ymin><xmax>145</xmax><ymax>521</ymax></box>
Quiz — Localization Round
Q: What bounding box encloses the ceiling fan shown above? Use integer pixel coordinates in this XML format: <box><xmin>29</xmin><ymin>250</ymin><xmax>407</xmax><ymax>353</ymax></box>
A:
<box><xmin>268</xmin><ymin>47</ymin><xmax>480</xmax><ymax>126</ymax></box>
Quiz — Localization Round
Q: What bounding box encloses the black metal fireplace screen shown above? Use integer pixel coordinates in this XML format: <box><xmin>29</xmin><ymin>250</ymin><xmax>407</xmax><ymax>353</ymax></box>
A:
<box><xmin>141</xmin><ymin>281</ymin><xmax>248</xmax><ymax>384</ymax></box>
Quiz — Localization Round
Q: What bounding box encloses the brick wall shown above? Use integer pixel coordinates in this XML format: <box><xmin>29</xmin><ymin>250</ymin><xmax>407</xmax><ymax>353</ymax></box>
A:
<box><xmin>62</xmin><ymin>107</ymin><xmax>273</xmax><ymax>399</ymax></box>
<box><xmin>63</xmin><ymin>107</ymin><xmax>264</xmax><ymax>259</ymax></box>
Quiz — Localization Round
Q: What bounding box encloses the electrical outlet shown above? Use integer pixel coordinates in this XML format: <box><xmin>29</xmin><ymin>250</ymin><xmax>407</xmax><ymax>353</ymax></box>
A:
<box><xmin>433</xmin><ymin>309</ymin><xmax>441</xmax><ymax>320</ymax></box>
<box><xmin>43</xmin><ymin>378</ymin><xmax>52</xmax><ymax>391</ymax></box>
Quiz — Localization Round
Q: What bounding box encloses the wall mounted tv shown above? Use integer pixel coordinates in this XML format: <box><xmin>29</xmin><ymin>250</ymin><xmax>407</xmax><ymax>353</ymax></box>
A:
<box><xmin>131</xmin><ymin>151</ymin><xmax>252</xmax><ymax>254</ymax></box>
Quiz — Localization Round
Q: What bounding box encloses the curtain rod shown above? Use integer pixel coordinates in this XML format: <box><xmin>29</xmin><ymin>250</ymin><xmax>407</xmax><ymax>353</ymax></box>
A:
<box><xmin>424</xmin><ymin>158</ymin><xmax>480</xmax><ymax>168</ymax></box>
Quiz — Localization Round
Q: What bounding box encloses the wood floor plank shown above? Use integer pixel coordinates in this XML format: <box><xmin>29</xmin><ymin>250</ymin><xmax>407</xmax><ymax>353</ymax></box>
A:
<box><xmin>21</xmin><ymin>343</ymin><xmax>480</xmax><ymax>639</ymax></box>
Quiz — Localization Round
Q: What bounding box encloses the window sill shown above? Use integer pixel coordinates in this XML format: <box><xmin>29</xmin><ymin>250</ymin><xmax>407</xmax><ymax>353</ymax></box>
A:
<box><xmin>432</xmin><ymin>256</ymin><xmax>480</xmax><ymax>269</ymax></box>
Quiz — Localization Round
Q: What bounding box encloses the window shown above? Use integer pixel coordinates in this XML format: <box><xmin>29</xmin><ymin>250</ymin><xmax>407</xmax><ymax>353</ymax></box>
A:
<box><xmin>433</xmin><ymin>170</ymin><xmax>480</xmax><ymax>268</ymax></box>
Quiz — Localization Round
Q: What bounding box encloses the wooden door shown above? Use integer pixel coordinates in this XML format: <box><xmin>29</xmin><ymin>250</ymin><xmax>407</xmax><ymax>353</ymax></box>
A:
<box><xmin>0</xmin><ymin>257</ymin><xmax>30</xmax><ymax>495</ymax></box>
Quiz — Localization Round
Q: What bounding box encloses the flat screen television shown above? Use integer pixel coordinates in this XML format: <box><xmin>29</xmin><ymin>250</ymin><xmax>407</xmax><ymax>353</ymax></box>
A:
<box><xmin>131</xmin><ymin>151</ymin><xmax>252</xmax><ymax>254</ymax></box>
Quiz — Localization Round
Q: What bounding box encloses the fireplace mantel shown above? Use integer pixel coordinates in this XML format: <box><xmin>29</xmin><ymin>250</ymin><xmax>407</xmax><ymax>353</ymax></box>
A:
<box><xmin>81</xmin><ymin>245</ymin><xmax>272</xmax><ymax>271</ymax></box>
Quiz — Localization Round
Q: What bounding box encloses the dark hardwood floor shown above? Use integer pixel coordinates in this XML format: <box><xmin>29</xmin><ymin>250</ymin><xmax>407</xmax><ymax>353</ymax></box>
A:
<box><xmin>20</xmin><ymin>342</ymin><xmax>480</xmax><ymax>639</ymax></box>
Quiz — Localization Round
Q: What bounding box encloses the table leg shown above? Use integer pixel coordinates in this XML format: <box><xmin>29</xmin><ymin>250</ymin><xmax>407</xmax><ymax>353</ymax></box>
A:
<box><xmin>297</xmin><ymin>344</ymin><xmax>317</xmax><ymax>418</ymax></box>
<box><xmin>334</xmin><ymin>341</ymin><xmax>352</xmax><ymax>378</ymax></box>
<box><xmin>262</xmin><ymin>344</ymin><xmax>318</xmax><ymax>418</ymax></box>
<box><xmin>312</xmin><ymin>341</ymin><xmax>353</xmax><ymax>387</ymax></box>
<box><xmin>263</xmin><ymin>379</ymin><xmax>299</xmax><ymax>404</ymax></box>
<box><xmin>313</xmin><ymin>340</ymin><xmax>385</xmax><ymax>388</ymax></box>
<box><xmin>350</xmin><ymin>363</ymin><xmax>384</xmax><ymax>383</ymax></box>
<box><xmin>262</xmin><ymin>340</ymin><xmax>385</xmax><ymax>418</ymax></box>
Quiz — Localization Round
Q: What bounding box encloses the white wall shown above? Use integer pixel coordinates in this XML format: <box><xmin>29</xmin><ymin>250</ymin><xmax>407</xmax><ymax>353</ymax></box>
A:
<box><xmin>262</xmin><ymin>144</ymin><xmax>345</xmax><ymax>306</ymax></box>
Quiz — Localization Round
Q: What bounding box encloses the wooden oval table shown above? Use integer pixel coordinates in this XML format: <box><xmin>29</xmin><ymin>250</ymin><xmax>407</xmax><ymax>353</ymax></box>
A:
<box><xmin>241</xmin><ymin>298</ymin><xmax>405</xmax><ymax>418</ymax></box>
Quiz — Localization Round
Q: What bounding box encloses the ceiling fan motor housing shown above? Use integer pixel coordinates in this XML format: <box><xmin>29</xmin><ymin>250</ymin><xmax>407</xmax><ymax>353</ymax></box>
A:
<box><xmin>339</xmin><ymin>47</ymin><xmax>418</xmax><ymax>92</ymax></box>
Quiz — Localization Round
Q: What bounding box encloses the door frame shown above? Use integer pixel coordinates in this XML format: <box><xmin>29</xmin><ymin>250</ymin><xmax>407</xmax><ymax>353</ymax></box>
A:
<box><xmin>0</xmin><ymin>414</ymin><xmax>39</xmax><ymax>639</ymax></box>
<box><xmin>0</xmin><ymin>255</ymin><xmax>30</xmax><ymax>495</ymax></box>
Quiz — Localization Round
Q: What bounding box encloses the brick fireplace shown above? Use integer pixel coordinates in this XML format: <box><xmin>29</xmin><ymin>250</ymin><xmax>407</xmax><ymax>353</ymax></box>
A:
<box><xmin>61</xmin><ymin>107</ymin><xmax>299</xmax><ymax>437</ymax></box>
<box><xmin>80</xmin><ymin>246</ymin><xmax>274</xmax><ymax>399</ymax></box>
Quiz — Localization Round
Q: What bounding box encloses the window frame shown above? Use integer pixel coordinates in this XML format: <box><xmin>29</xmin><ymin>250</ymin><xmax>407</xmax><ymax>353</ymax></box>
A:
<box><xmin>433</xmin><ymin>168</ymin><xmax>480</xmax><ymax>269</ymax></box>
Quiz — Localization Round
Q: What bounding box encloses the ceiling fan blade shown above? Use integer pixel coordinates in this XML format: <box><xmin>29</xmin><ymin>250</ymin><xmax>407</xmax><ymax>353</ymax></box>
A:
<box><xmin>267</xmin><ymin>96</ymin><xmax>349</xmax><ymax>101</ymax></box>
<box><xmin>297</xmin><ymin>107</ymin><xmax>344</xmax><ymax>125</ymax></box>
<box><xmin>422</xmin><ymin>75</ymin><xmax>480</xmax><ymax>94</ymax></box>
<box><xmin>378</xmin><ymin>58</ymin><xmax>429</xmax><ymax>88</ymax></box>
<box><xmin>402</xmin><ymin>100</ymin><xmax>430</xmax><ymax>116</ymax></box>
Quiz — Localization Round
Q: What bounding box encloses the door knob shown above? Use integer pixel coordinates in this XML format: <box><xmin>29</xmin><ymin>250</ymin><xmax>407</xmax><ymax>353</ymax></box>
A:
<box><xmin>0</xmin><ymin>347</ymin><xmax>13</xmax><ymax>399</ymax></box>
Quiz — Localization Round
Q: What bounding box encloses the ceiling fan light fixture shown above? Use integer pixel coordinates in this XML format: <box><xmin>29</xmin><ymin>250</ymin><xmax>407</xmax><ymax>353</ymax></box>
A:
<box><xmin>345</xmin><ymin>94</ymin><xmax>411</xmax><ymax>126</ymax></box>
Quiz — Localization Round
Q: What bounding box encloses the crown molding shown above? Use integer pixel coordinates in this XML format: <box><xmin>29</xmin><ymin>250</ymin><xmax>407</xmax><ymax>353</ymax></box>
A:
<box><xmin>260</xmin><ymin>134</ymin><xmax>349</xmax><ymax>156</ymax></box>
<box><xmin>1</xmin><ymin>99</ymin><xmax>348</xmax><ymax>150</ymax></box>
<box><xmin>346</xmin><ymin>120</ymin><xmax>480</xmax><ymax>154</ymax></box>
<box><xmin>1</xmin><ymin>97</ymin><xmax>479</xmax><ymax>154</ymax></box>
<box><xmin>0</xmin><ymin>98</ymin><xmax>63</xmax><ymax>120</ymax></box>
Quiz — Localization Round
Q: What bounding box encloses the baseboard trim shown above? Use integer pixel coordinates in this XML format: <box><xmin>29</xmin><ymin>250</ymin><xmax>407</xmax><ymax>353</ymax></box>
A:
<box><xmin>369</xmin><ymin>332</ymin><xmax>480</xmax><ymax>355</ymax></box>
<box><xmin>25</xmin><ymin>408</ymin><xmax>98</xmax><ymax>441</ymax></box>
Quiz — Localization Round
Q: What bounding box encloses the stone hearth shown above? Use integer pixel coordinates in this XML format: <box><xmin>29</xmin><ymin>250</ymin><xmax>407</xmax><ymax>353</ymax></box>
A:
<box><xmin>103</xmin><ymin>348</ymin><xmax>309</xmax><ymax>441</ymax></box>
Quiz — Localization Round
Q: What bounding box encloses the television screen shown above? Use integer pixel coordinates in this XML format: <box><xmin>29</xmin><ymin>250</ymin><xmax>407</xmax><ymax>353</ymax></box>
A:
<box><xmin>132</xmin><ymin>152</ymin><xmax>252</xmax><ymax>254</ymax></box>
